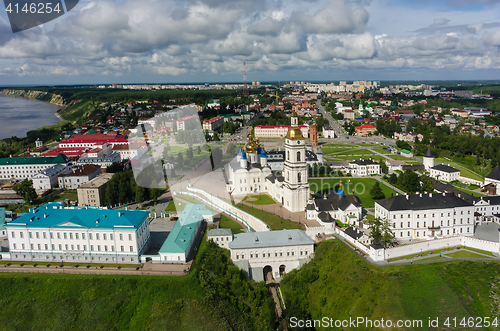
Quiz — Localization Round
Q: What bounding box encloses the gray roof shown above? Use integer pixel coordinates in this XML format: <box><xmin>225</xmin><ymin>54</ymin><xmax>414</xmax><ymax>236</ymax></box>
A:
<box><xmin>431</xmin><ymin>164</ymin><xmax>459</xmax><ymax>173</ymax></box>
<box><xmin>345</xmin><ymin>226</ymin><xmax>365</xmax><ymax>240</ymax></box>
<box><xmin>207</xmin><ymin>228</ymin><xmax>233</xmax><ymax>237</ymax></box>
<box><xmin>424</xmin><ymin>146</ymin><xmax>433</xmax><ymax>158</ymax></box>
<box><xmin>228</xmin><ymin>229</ymin><xmax>313</xmax><ymax>249</ymax></box>
<box><xmin>314</xmin><ymin>192</ymin><xmax>362</xmax><ymax>212</ymax></box>
<box><xmin>375</xmin><ymin>193</ymin><xmax>473</xmax><ymax>211</ymax></box>
<box><xmin>349</xmin><ymin>159</ymin><xmax>379</xmax><ymax>166</ymax></box>
<box><xmin>486</xmin><ymin>165</ymin><xmax>500</xmax><ymax>180</ymax></box>
<box><xmin>33</xmin><ymin>164</ymin><xmax>67</xmax><ymax>177</ymax></box>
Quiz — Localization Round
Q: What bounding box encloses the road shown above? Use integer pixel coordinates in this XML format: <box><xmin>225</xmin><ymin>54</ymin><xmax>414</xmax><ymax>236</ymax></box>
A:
<box><xmin>316</xmin><ymin>99</ymin><xmax>397</xmax><ymax>146</ymax></box>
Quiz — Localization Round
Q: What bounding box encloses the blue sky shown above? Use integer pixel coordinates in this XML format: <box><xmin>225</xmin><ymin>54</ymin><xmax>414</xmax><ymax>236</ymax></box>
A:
<box><xmin>0</xmin><ymin>0</ymin><xmax>499</xmax><ymax>85</ymax></box>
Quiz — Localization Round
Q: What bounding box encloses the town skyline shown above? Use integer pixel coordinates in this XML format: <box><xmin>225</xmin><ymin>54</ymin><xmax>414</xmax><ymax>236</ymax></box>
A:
<box><xmin>1</xmin><ymin>0</ymin><xmax>500</xmax><ymax>85</ymax></box>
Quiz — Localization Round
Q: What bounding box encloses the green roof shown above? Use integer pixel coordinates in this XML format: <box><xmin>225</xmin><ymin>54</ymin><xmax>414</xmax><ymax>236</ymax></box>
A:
<box><xmin>159</xmin><ymin>204</ymin><xmax>212</xmax><ymax>254</ymax></box>
<box><xmin>5</xmin><ymin>202</ymin><xmax>148</xmax><ymax>229</ymax></box>
<box><xmin>401</xmin><ymin>149</ymin><xmax>411</xmax><ymax>154</ymax></box>
<box><xmin>0</xmin><ymin>154</ymin><xmax>69</xmax><ymax>166</ymax></box>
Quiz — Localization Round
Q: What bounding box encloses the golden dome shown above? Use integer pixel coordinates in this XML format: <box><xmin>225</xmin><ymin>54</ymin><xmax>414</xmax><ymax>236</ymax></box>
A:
<box><xmin>245</xmin><ymin>133</ymin><xmax>257</xmax><ymax>153</ymax></box>
<box><xmin>291</xmin><ymin>110</ymin><xmax>298</xmax><ymax>117</ymax></box>
<box><xmin>286</xmin><ymin>127</ymin><xmax>304</xmax><ymax>140</ymax></box>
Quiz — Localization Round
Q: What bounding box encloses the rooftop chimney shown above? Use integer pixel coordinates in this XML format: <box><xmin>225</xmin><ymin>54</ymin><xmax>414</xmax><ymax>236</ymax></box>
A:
<box><xmin>405</xmin><ymin>194</ymin><xmax>409</xmax><ymax>200</ymax></box>
<box><xmin>429</xmin><ymin>193</ymin><xmax>432</xmax><ymax>198</ymax></box>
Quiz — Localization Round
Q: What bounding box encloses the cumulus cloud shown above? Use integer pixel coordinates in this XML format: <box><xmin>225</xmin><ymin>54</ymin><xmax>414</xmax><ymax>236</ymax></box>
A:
<box><xmin>0</xmin><ymin>0</ymin><xmax>499</xmax><ymax>80</ymax></box>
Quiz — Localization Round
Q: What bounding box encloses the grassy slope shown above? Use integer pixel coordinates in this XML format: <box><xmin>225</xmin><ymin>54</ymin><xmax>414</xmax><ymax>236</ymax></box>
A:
<box><xmin>0</xmin><ymin>240</ymin><xmax>276</xmax><ymax>331</ymax></box>
<box><xmin>58</xmin><ymin>100</ymin><xmax>94</xmax><ymax>121</ymax></box>
<box><xmin>235</xmin><ymin>203</ymin><xmax>302</xmax><ymax>230</ymax></box>
<box><xmin>281</xmin><ymin>240</ymin><xmax>500</xmax><ymax>331</ymax></box>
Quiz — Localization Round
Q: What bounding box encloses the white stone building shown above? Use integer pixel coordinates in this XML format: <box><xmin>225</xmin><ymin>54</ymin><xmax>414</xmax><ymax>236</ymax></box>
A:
<box><xmin>0</xmin><ymin>154</ymin><xmax>71</xmax><ymax>181</ymax></box>
<box><xmin>226</xmin><ymin>111</ymin><xmax>310</xmax><ymax>213</ymax></box>
<box><xmin>228</xmin><ymin>229</ymin><xmax>314</xmax><ymax>282</ymax></box>
<box><xmin>254</xmin><ymin>124</ymin><xmax>309</xmax><ymax>138</ymax></box>
<box><xmin>375</xmin><ymin>193</ymin><xmax>475</xmax><ymax>240</ymax></box>
<box><xmin>322</xmin><ymin>126</ymin><xmax>336</xmax><ymax>138</ymax></box>
<box><xmin>58</xmin><ymin>164</ymin><xmax>102</xmax><ymax>190</ymax></box>
<box><xmin>306</xmin><ymin>184</ymin><xmax>363</xmax><ymax>226</ymax></box>
<box><xmin>430</xmin><ymin>164</ymin><xmax>460</xmax><ymax>182</ymax></box>
<box><xmin>207</xmin><ymin>228</ymin><xmax>233</xmax><ymax>249</ymax></box>
<box><xmin>348</xmin><ymin>159</ymin><xmax>380</xmax><ymax>176</ymax></box>
<box><xmin>32</xmin><ymin>164</ymin><xmax>71</xmax><ymax>193</ymax></box>
<box><xmin>4</xmin><ymin>202</ymin><xmax>150</xmax><ymax>264</ymax></box>
<box><xmin>423</xmin><ymin>146</ymin><xmax>435</xmax><ymax>171</ymax></box>
<box><xmin>74</xmin><ymin>152</ymin><xmax>121</xmax><ymax>169</ymax></box>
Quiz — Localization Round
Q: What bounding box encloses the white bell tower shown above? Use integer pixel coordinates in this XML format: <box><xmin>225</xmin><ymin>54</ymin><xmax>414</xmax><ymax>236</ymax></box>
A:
<box><xmin>282</xmin><ymin>111</ymin><xmax>309</xmax><ymax>212</ymax></box>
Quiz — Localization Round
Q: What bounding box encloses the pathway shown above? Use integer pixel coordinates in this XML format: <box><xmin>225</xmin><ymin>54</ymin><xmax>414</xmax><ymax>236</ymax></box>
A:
<box><xmin>374</xmin><ymin>176</ymin><xmax>405</xmax><ymax>195</ymax></box>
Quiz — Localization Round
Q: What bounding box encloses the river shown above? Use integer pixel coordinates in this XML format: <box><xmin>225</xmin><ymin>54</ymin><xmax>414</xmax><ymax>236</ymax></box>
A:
<box><xmin>0</xmin><ymin>95</ymin><xmax>61</xmax><ymax>139</ymax></box>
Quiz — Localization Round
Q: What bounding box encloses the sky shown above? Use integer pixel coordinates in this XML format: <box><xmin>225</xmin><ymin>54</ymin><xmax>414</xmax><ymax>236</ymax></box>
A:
<box><xmin>0</xmin><ymin>0</ymin><xmax>500</xmax><ymax>85</ymax></box>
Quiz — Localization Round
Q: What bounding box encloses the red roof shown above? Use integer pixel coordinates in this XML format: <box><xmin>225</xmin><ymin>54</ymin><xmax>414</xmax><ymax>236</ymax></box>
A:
<box><xmin>344</xmin><ymin>109</ymin><xmax>354</xmax><ymax>113</ymax></box>
<box><xmin>203</xmin><ymin>116</ymin><xmax>223</xmax><ymax>124</ymax></box>
<box><xmin>256</xmin><ymin>125</ymin><xmax>307</xmax><ymax>129</ymax></box>
<box><xmin>60</xmin><ymin>138</ymin><xmax>128</xmax><ymax>144</ymax></box>
<box><xmin>356</xmin><ymin>124</ymin><xmax>376</xmax><ymax>129</ymax></box>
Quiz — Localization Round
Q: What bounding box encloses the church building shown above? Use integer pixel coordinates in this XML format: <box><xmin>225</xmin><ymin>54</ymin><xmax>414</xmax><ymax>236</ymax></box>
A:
<box><xmin>226</xmin><ymin>111</ymin><xmax>310</xmax><ymax>213</ymax></box>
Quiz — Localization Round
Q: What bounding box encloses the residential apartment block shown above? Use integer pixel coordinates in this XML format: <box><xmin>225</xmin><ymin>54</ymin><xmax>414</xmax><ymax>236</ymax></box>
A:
<box><xmin>0</xmin><ymin>154</ymin><xmax>71</xmax><ymax>181</ymax></box>
<box><xmin>77</xmin><ymin>173</ymin><xmax>113</xmax><ymax>207</ymax></box>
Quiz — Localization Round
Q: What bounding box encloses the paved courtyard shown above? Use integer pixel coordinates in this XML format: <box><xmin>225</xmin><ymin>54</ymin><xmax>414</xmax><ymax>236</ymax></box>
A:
<box><xmin>473</xmin><ymin>222</ymin><xmax>500</xmax><ymax>242</ymax></box>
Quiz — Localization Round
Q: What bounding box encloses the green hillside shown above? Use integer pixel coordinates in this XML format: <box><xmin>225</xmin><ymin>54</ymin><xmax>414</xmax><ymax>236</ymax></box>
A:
<box><xmin>281</xmin><ymin>240</ymin><xmax>500</xmax><ymax>331</ymax></box>
<box><xmin>0</xmin><ymin>240</ymin><xmax>277</xmax><ymax>331</ymax></box>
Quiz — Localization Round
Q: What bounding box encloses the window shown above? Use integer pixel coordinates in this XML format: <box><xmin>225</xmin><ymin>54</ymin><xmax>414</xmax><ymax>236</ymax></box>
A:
<box><xmin>71</xmin><ymin>245</ymin><xmax>74</xmax><ymax>250</ymax></box>
<box><xmin>129</xmin><ymin>246</ymin><xmax>133</xmax><ymax>252</ymax></box>
<box><xmin>105</xmin><ymin>245</ymin><xmax>108</xmax><ymax>251</ymax></box>
<box><xmin>103</xmin><ymin>234</ymin><xmax>107</xmax><ymax>240</ymax></box>
<box><xmin>31</xmin><ymin>244</ymin><xmax>34</xmax><ymax>249</ymax></box>
<box><xmin>63</xmin><ymin>233</ymin><xmax>67</xmax><ymax>239</ymax></box>
<box><xmin>121</xmin><ymin>246</ymin><xmax>124</xmax><ymax>252</ymax></box>
<box><xmin>43</xmin><ymin>232</ymin><xmax>47</xmax><ymax>239</ymax></box>
<box><xmin>400</xmin><ymin>215</ymin><xmax>403</xmax><ymax>219</ymax></box>
<box><xmin>96</xmin><ymin>234</ymin><xmax>100</xmax><ymax>240</ymax></box>
<box><xmin>75</xmin><ymin>233</ymin><xmax>79</xmax><ymax>240</ymax></box>
<box><xmin>297</xmin><ymin>151</ymin><xmax>301</xmax><ymax>161</ymax></box>
<box><xmin>91</xmin><ymin>245</ymin><xmax>94</xmax><ymax>251</ymax></box>
<box><xmin>89</xmin><ymin>233</ymin><xmax>92</xmax><ymax>240</ymax></box>
<box><xmin>298</xmin><ymin>173</ymin><xmax>301</xmax><ymax>183</ymax></box>
<box><xmin>423</xmin><ymin>222</ymin><xmax>426</xmax><ymax>227</ymax></box>
<box><xmin>57</xmin><ymin>233</ymin><xmax>60</xmax><ymax>239</ymax></box>
<box><xmin>13</xmin><ymin>243</ymin><xmax>16</xmax><ymax>249</ymax></box>
<box><xmin>110</xmin><ymin>234</ymin><xmax>113</xmax><ymax>240</ymax></box>
<box><xmin>120</xmin><ymin>234</ymin><xmax>123</xmax><ymax>240</ymax></box>
<box><xmin>11</xmin><ymin>231</ymin><xmax>14</xmax><ymax>238</ymax></box>
<box><xmin>111</xmin><ymin>246</ymin><xmax>114</xmax><ymax>251</ymax></box>
<box><xmin>417</xmin><ymin>222</ymin><xmax>419</xmax><ymax>228</ymax></box>
<box><xmin>83</xmin><ymin>245</ymin><xmax>87</xmax><ymax>250</ymax></box>
<box><xmin>393</xmin><ymin>215</ymin><xmax>396</xmax><ymax>219</ymax></box>
<box><xmin>129</xmin><ymin>234</ymin><xmax>132</xmax><ymax>241</ymax></box>
<box><xmin>400</xmin><ymin>222</ymin><xmax>403</xmax><ymax>228</ymax></box>
<box><xmin>256</xmin><ymin>253</ymin><xmax>258</xmax><ymax>258</ymax></box>
<box><xmin>59</xmin><ymin>244</ymin><xmax>62</xmax><ymax>250</ymax></box>
<box><xmin>50</xmin><ymin>233</ymin><xmax>53</xmax><ymax>239</ymax></box>
<box><xmin>393</xmin><ymin>223</ymin><xmax>396</xmax><ymax>228</ymax></box>
<box><xmin>98</xmin><ymin>245</ymin><xmax>101</xmax><ymax>251</ymax></box>
<box><xmin>417</xmin><ymin>215</ymin><xmax>419</xmax><ymax>219</ymax></box>
<box><xmin>82</xmin><ymin>233</ymin><xmax>85</xmax><ymax>240</ymax></box>
<box><xmin>69</xmin><ymin>233</ymin><xmax>73</xmax><ymax>239</ymax></box>
<box><xmin>29</xmin><ymin>232</ymin><xmax>32</xmax><ymax>238</ymax></box>
<box><xmin>65</xmin><ymin>244</ymin><xmax>68</xmax><ymax>250</ymax></box>
<box><xmin>20</xmin><ymin>232</ymin><xmax>23</xmax><ymax>238</ymax></box>
<box><xmin>77</xmin><ymin>245</ymin><xmax>80</xmax><ymax>250</ymax></box>
<box><xmin>45</xmin><ymin>244</ymin><xmax>48</xmax><ymax>250</ymax></box>
<box><xmin>275</xmin><ymin>252</ymin><xmax>277</xmax><ymax>257</ymax></box>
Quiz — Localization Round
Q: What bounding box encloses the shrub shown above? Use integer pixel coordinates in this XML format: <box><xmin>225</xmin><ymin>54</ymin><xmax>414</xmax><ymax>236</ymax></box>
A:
<box><xmin>33</xmin><ymin>263</ymin><xmax>38</xmax><ymax>267</ymax></box>
<box><xmin>100</xmin><ymin>265</ymin><xmax>104</xmax><ymax>269</ymax></box>
<box><xmin>75</xmin><ymin>264</ymin><xmax>79</xmax><ymax>268</ymax></box>
<box><xmin>86</xmin><ymin>265</ymin><xmax>91</xmax><ymax>268</ymax></box>
<box><xmin>20</xmin><ymin>263</ymin><xmax>25</xmax><ymax>267</ymax></box>
<box><xmin>46</xmin><ymin>264</ymin><xmax>51</xmax><ymax>267</ymax></box>
<box><xmin>118</xmin><ymin>266</ymin><xmax>122</xmax><ymax>269</ymax></box>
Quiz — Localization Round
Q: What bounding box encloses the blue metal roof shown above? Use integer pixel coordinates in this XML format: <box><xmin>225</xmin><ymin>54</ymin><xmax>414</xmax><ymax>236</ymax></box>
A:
<box><xmin>159</xmin><ymin>204</ymin><xmax>212</xmax><ymax>254</ymax></box>
<box><xmin>5</xmin><ymin>203</ymin><xmax>149</xmax><ymax>229</ymax></box>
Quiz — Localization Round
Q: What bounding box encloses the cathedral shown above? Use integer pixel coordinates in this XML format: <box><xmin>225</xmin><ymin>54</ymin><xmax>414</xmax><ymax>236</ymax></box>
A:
<box><xmin>226</xmin><ymin>111</ymin><xmax>310</xmax><ymax>213</ymax></box>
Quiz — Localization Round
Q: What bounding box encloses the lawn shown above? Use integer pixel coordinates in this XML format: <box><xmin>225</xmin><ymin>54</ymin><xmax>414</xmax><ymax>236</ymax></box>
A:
<box><xmin>340</xmin><ymin>149</ymin><xmax>376</xmax><ymax>156</ymax></box>
<box><xmin>327</xmin><ymin>155</ymin><xmax>387</xmax><ymax>162</ymax></box>
<box><xmin>243</xmin><ymin>194</ymin><xmax>276</xmax><ymax>205</ymax></box>
<box><xmin>454</xmin><ymin>164</ymin><xmax>484</xmax><ymax>181</ymax></box>
<box><xmin>218</xmin><ymin>214</ymin><xmax>245</xmax><ymax>234</ymax></box>
<box><xmin>165</xmin><ymin>198</ymin><xmax>186</xmax><ymax>212</ymax></box>
<box><xmin>447</xmin><ymin>250</ymin><xmax>490</xmax><ymax>258</ymax></box>
<box><xmin>281</xmin><ymin>240</ymin><xmax>500</xmax><ymax>330</ymax></box>
<box><xmin>235</xmin><ymin>203</ymin><xmax>302</xmax><ymax>231</ymax></box>
<box><xmin>436</xmin><ymin>155</ymin><xmax>492</xmax><ymax>178</ymax></box>
<box><xmin>321</xmin><ymin>147</ymin><xmax>354</xmax><ymax>154</ymax></box>
<box><xmin>465</xmin><ymin>247</ymin><xmax>497</xmax><ymax>257</ymax></box>
<box><xmin>49</xmin><ymin>190</ymin><xmax>78</xmax><ymax>202</ymax></box>
<box><xmin>371</xmin><ymin>147</ymin><xmax>392</xmax><ymax>154</ymax></box>
<box><xmin>0</xmin><ymin>238</ymin><xmax>276</xmax><ymax>330</ymax></box>
<box><xmin>418</xmin><ymin>256</ymin><xmax>447</xmax><ymax>262</ymax></box>
<box><xmin>386</xmin><ymin>154</ymin><xmax>415</xmax><ymax>161</ymax></box>
<box><xmin>308</xmin><ymin>178</ymin><xmax>398</xmax><ymax>208</ymax></box>
<box><xmin>167</xmin><ymin>145</ymin><xmax>187</xmax><ymax>153</ymax></box>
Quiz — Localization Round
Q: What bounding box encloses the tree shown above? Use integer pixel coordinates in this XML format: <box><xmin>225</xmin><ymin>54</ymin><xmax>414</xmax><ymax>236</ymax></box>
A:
<box><xmin>369</xmin><ymin>182</ymin><xmax>385</xmax><ymax>200</ymax></box>
<box><xmin>13</xmin><ymin>179</ymin><xmax>37</xmax><ymax>204</ymax></box>
<box><xmin>106</xmin><ymin>162</ymin><xmax>123</xmax><ymax>173</ymax></box>
<box><xmin>186</xmin><ymin>147</ymin><xmax>193</xmax><ymax>160</ymax></box>
<box><xmin>388</xmin><ymin>173</ymin><xmax>398</xmax><ymax>185</ymax></box>
<box><xmin>226</xmin><ymin>143</ymin><xmax>237</xmax><ymax>156</ymax></box>
<box><xmin>176</xmin><ymin>152</ymin><xmax>184</xmax><ymax>167</ymax></box>
<box><xmin>366</xmin><ymin>217</ymin><xmax>395</xmax><ymax>248</ymax></box>
<box><xmin>380</xmin><ymin>160</ymin><xmax>388</xmax><ymax>174</ymax></box>
<box><xmin>197</xmin><ymin>145</ymin><xmax>201</xmax><ymax>155</ymax></box>
<box><xmin>421</xmin><ymin>176</ymin><xmax>434</xmax><ymax>193</ymax></box>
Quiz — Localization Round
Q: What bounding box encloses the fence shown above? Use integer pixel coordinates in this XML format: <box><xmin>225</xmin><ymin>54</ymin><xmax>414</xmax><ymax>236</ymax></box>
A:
<box><xmin>177</xmin><ymin>185</ymin><xmax>270</xmax><ymax>232</ymax></box>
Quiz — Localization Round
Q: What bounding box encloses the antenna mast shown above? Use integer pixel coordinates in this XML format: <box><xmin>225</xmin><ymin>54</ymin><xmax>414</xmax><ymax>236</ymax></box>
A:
<box><xmin>242</xmin><ymin>53</ymin><xmax>249</xmax><ymax>96</ymax></box>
